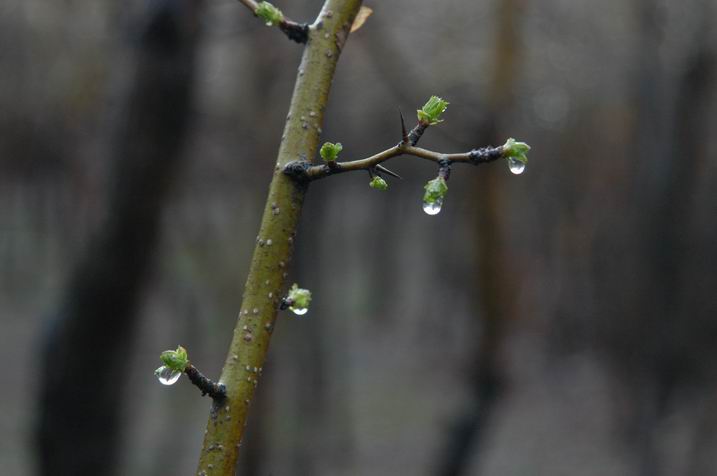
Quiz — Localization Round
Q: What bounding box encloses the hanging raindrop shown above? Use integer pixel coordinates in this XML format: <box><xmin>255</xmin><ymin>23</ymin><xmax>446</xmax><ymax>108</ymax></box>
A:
<box><xmin>422</xmin><ymin>197</ymin><xmax>443</xmax><ymax>215</ymax></box>
<box><xmin>508</xmin><ymin>157</ymin><xmax>526</xmax><ymax>175</ymax></box>
<box><xmin>155</xmin><ymin>366</ymin><xmax>181</xmax><ymax>386</ymax></box>
<box><xmin>289</xmin><ymin>306</ymin><xmax>308</xmax><ymax>316</ymax></box>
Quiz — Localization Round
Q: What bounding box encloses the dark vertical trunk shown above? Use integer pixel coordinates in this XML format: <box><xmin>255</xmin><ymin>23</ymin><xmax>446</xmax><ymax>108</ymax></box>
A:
<box><xmin>614</xmin><ymin>1</ymin><xmax>714</xmax><ymax>474</ymax></box>
<box><xmin>35</xmin><ymin>1</ymin><xmax>203</xmax><ymax>474</ymax></box>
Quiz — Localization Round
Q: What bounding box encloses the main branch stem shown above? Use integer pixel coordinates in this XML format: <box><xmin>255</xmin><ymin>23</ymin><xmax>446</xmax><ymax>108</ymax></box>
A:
<box><xmin>195</xmin><ymin>1</ymin><xmax>362</xmax><ymax>475</ymax></box>
<box><xmin>289</xmin><ymin>144</ymin><xmax>505</xmax><ymax>182</ymax></box>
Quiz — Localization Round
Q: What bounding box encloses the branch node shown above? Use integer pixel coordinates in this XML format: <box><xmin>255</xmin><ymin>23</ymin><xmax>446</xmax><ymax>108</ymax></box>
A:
<box><xmin>469</xmin><ymin>146</ymin><xmax>503</xmax><ymax>165</ymax></box>
<box><xmin>438</xmin><ymin>159</ymin><xmax>452</xmax><ymax>181</ymax></box>
<box><xmin>283</xmin><ymin>160</ymin><xmax>312</xmax><ymax>182</ymax></box>
<box><xmin>279</xmin><ymin>297</ymin><xmax>292</xmax><ymax>310</ymax></box>
<box><xmin>408</xmin><ymin>121</ymin><xmax>429</xmax><ymax>146</ymax></box>
<box><xmin>279</xmin><ymin>21</ymin><xmax>310</xmax><ymax>44</ymax></box>
<box><xmin>185</xmin><ymin>365</ymin><xmax>226</xmax><ymax>401</ymax></box>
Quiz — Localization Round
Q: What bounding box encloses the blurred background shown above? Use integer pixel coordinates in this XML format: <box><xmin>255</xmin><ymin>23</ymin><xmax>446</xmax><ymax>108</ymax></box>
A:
<box><xmin>2</xmin><ymin>0</ymin><xmax>717</xmax><ymax>475</ymax></box>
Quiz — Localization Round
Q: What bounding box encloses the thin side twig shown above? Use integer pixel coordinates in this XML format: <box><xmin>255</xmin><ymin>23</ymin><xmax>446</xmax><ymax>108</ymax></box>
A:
<box><xmin>185</xmin><ymin>365</ymin><xmax>226</xmax><ymax>400</ymax></box>
<box><xmin>236</xmin><ymin>0</ymin><xmax>309</xmax><ymax>43</ymax></box>
<box><xmin>284</xmin><ymin>144</ymin><xmax>505</xmax><ymax>182</ymax></box>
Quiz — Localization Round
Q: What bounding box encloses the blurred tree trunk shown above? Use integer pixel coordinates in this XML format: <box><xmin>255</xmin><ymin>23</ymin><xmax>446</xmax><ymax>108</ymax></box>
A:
<box><xmin>608</xmin><ymin>1</ymin><xmax>715</xmax><ymax>475</ymax></box>
<box><xmin>434</xmin><ymin>1</ymin><xmax>525</xmax><ymax>475</ymax></box>
<box><xmin>36</xmin><ymin>1</ymin><xmax>203</xmax><ymax>474</ymax></box>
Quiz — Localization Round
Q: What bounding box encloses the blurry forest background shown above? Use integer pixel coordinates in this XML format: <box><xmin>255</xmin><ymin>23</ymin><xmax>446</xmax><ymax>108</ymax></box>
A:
<box><xmin>2</xmin><ymin>0</ymin><xmax>717</xmax><ymax>475</ymax></box>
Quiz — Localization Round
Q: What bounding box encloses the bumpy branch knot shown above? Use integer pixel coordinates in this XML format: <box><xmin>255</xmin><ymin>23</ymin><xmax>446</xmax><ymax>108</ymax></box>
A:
<box><xmin>279</xmin><ymin>22</ymin><xmax>309</xmax><ymax>43</ymax></box>
<box><xmin>469</xmin><ymin>146</ymin><xmax>503</xmax><ymax>164</ymax></box>
<box><xmin>283</xmin><ymin>160</ymin><xmax>313</xmax><ymax>182</ymax></box>
<box><xmin>408</xmin><ymin>122</ymin><xmax>428</xmax><ymax>146</ymax></box>
<box><xmin>185</xmin><ymin>365</ymin><xmax>226</xmax><ymax>400</ymax></box>
<box><xmin>438</xmin><ymin>159</ymin><xmax>451</xmax><ymax>181</ymax></box>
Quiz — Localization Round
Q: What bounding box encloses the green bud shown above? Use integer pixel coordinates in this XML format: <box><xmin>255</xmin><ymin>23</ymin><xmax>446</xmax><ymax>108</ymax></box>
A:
<box><xmin>256</xmin><ymin>1</ymin><xmax>284</xmax><ymax>26</ymax></box>
<box><xmin>287</xmin><ymin>283</ymin><xmax>312</xmax><ymax>310</ymax></box>
<box><xmin>423</xmin><ymin>176</ymin><xmax>448</xmax><ymax>204</ymax></box>
<box><xmin>501</xmin><ymin>138</ymin><xmax>531</xmax><ymax>164</ymax></box>
<box><xmin>159</xmin><ymin>345</ymin><xmax>189</xmax><ymax>372</ymax></box>
<box><xmin>417</xmin><ymin>96</ymin><xmax>449</xmax><ymax>125</ymax></box>
<box><xmin>369</xmin><ymin>176</ymin><xmax>389</xmax><ymax>191</ymax></box>
<box><xmin>320</xmin><ymin>142</ymin><xmax>343</xmax><ymax>162</ymax></box>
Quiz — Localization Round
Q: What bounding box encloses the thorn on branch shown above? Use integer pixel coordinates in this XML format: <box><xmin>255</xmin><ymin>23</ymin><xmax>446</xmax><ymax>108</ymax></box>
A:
<box><xmin>399</xmin><ymin>110</ymin><xmax>409</xmax><ymax>144</ymax></box>
<box><xmin>375</xmin><ymin>164</ymin><xmax>402</xmax><ymax>179</ymax></box>
<box><xmin>185</xmin><ymin>365</ymin><xmax>227</xmax><ymax>400</ymax></box>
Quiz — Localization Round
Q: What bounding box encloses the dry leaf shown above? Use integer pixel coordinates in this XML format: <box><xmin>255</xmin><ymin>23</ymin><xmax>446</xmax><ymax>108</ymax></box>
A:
<box><xmin>350</xmin><ymin>6</ymin><xmax>373</xmax><ymax>33</ymax></box>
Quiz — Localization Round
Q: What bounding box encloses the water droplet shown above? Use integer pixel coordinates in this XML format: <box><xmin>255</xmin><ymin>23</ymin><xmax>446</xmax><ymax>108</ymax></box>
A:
<box><xmin>155</xmin><ymin>366</ymin><xmax>181</xmax><ymax>385</ymax></box>
<box><xmin>422</xmin><ymin>198</ymin><xmax>443</xmax><ymax>215</ymax></box>
<box><xmin>508</xmin><ymin>157</ymin><xmax>526</xmax><ymax>175</ymax></box>
<box><xmin>289</xmin><ymin>306</ymin><xmax>308</xmax><ymax>316</ymax></box>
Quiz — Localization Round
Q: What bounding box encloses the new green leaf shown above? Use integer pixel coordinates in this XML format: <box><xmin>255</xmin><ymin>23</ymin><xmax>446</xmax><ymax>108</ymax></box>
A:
<box><xmin>287</xmin><ymin>283</ymin><xmax>312</xmax><ymax>310</ymax></box>
<box><xmin>417</xmin><ymin>96</ymin><xmax>449</xmax><ymax>125</ymax></box>
<box><xmin>320</xmin><ymin>142</ymin><xmax>343</xmax><ymax>162</ymax></box>
<box><xmin>256</xmin><ymin>1</ymin><xmax>284</xmax><ymax>26</ymax></box>
<box><xmin>423</xmin><ymin>176</ymin><xmax>448</xmax><ymax>204</ymax></box>
<box><xmin>501</xmin><ymin>138</ymin><xmax>531</xmax><ymax>164</ymax></box>
<box><xmin>369</xmin><ymin>176</ymin><xmax>388</xmax><ymax>190</ymax></box>
<box><xmin>159</xmin><ymin>345</ymin><xmax>189</xmax><ymax>372</ymax></box>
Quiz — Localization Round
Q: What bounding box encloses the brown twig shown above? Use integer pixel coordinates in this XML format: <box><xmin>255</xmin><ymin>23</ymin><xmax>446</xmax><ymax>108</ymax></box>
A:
<box><xmin>185</xmin><ymin>364</ymin><xmax>226</xmax><ymax>400</ymax></box>
<box><xmin>236</xmin><ymin>0</ymin><xmax>309</xmax><ymax>43</ymax></box>
<box><xmin>284</xmin><ymin>144</ymin><xmax>505</xmax><ymax>182</ymax></box>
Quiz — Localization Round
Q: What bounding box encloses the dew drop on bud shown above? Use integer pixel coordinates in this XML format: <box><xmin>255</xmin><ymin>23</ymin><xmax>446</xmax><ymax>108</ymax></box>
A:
<box><xmin>155</xmin><ymin>366</ymin><xmax>181</xmax><ymax>386</ymax></box>
<box><xmin>422</xmin><ymin>198</ymin><xmax>443</xmax><ymax>216</ymax></box>
<box><xmin>289</xmin><ymin>306</ymin><xmax>308</xmax><ymax>316</ymax></box>
<box><xmin>508</xmin><ymin>157</ymin><xmax>526</xmax><ymax>175</ymax></box>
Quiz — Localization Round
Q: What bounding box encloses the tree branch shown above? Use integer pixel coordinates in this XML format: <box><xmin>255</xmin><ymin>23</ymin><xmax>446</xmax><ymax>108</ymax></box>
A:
<box><xmin>195</xmin><ymin>1</ymin><xmax>363</xmax><ymax>474</ymax></box>
<box><xmin>236</xmin><ymin>0</ymin><xmax>309</xmax><ymax>43</ymax></box>
<box><xmin>185</xmin><ymin>365</ymin><xmax>227</xmax><ymax>400</ymax></box>
<box><xmin>284</xmin><ymin>143</ymin><xmax>505</xmax><ymax>182</ymax></box>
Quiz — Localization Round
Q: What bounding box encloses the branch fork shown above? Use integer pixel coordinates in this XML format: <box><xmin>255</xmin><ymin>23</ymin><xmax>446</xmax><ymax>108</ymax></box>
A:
<box><xmin>282</xmin><ymin>111</ymin><xmax>507</xmax><ymax>183</ymax></box>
